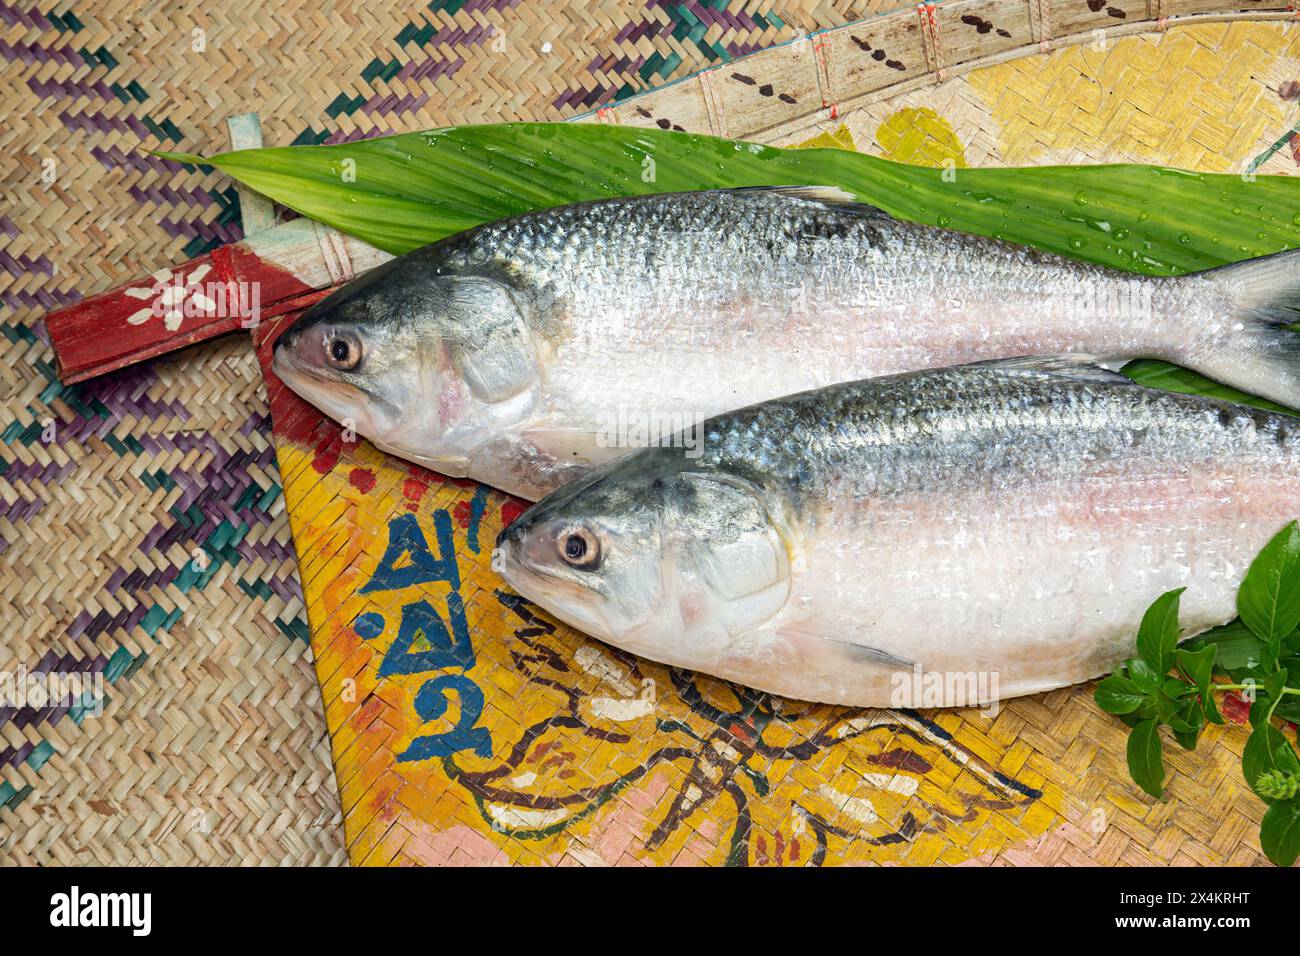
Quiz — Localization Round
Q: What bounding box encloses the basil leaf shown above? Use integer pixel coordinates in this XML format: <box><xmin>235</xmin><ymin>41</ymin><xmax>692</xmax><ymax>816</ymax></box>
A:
<box><xmin>1125</xmin><ymin>658</ymin><xmax>1163</xmax><ymax>695</ymax></box>
<box><xmin>1238</xmin><ymin>522</ymin><xmax>1300</xmax><ymax>659</ymax></box>
<box><xmin>1136</xmin><ymin>588</ymin><xmax>1185</xmax><ymax>675</ymax></box>
<box><xmin>1094</xmin><ymin>676</ymin><xmax>1148</xmax><ymax>716</ymax></box>
<box><xmin>1155</xmin><ymin>691</ymin><xmax>1183</xmax><ymax>724</ymax></box>
<box><xmin>1201</xmin><ymin>685</ymin><xmax>1223</xmax><ymax>725</ymax></box>
<box><xmin>1175</xmin><ymin>644</ymin><xmax>1222</xmax><ymax>725</ymax></box>
<box><xmin>1169</xmin><ymin>698</ymin><xmax>1204</xmax><ymax>737</ymax></box>
<box><xmin>1186</xmin><ymin>620</ymin><xmax>1265</xmax><ymax>673</ymax></box>
<box><xmin>1260</xmin><ymin>799</ymin><xmax>1300</xmax><ymax>868</ymax></box>
<box><xmin>1127</xmin><ymin>720</ymin><xmax>1166</xmax><ymax>799</ymax></box>
<box><xmin>1277</xmin><ymin>744</ymin><xmax>1300</xmax><ymax>774</ymax></box>
<box><xmin>1275</xmin><ymin>696</ymin><xmax>1300</xmax><ymax>724</ymax></box>
<box><xmin>1285</xmin><ymin>655</ymin><xmax>1300</xmax><ymax>688</ymax></box>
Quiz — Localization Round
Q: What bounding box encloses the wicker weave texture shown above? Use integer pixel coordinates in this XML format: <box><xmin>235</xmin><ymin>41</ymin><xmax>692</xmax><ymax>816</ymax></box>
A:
<box><xmin>2</xmin><ymin>0</ymin><xmax>884</xmax><ymax>866</ymax></box>
<box><xmin>5</xmin><ymin>0</ymin><xmax>1298</xmax><ymax>866</ymax></box>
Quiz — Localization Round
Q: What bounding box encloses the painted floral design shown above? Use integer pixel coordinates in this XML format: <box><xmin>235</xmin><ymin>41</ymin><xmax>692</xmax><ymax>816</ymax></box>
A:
<box><xmin>123</xmin><ymin>264</ymin><xmax>217</xmax><ymax>331</ymax></box>
<box><xmin>428</xmin><ymin>590</ymin><xmax>1045</xmax><ymax>866</ymax></box>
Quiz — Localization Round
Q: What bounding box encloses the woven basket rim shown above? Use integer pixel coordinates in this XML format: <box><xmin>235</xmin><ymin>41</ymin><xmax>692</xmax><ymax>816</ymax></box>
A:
<box><xmin>581</xmin><ymin>1</ymin><xmax>1298</xmax><ymax>138</ymax></box>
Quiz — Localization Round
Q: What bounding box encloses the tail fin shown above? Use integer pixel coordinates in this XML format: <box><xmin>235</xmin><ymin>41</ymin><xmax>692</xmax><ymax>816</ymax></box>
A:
<box><xmin>1198</xmin><ymin>248</ymin><xmax>1300</xmax><ymax>409</ymax></box>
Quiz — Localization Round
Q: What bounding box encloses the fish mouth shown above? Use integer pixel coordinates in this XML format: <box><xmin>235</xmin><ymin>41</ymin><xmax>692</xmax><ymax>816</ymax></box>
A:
<box><xmin>272</xmin><ymin>345</ymin><xmax>380</xmax><ymax>429</ymax></box>
<box><xmin>493</xmin><ymin>534</ymin><xmax>560</xmax><ymax>594</ymax></box>
<box><xmin>273</xmin><ymin>344</ymin><xmax>474</xmax><ymax>478</ymax></box>
<box><xmin>492</xmin><ymin>536</ymin><xmax>613</xmax><ymax>640</ymax></box>
<box><xmin>271</xmin><ymin>331</ymin><xmax>314</xmax><ymax>380</ymax></box>
<box><xmin>271</xmin><ymin>345</ymin><xmax>350</xmax><ymax>404</ymax></box>
<box><xmin>270</xmin><ymin>339</ymin><xmax>300</xmax><ymax>381</ymax></box>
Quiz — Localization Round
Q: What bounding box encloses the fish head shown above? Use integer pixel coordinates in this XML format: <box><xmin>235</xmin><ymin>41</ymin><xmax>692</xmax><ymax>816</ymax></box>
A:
<box><xmin>273</xmin><ymin>260</ymin><xmax>541</xmax><ymax>477</ymax></box>
<box><xmin>494</xmin><ymin>454</ymin><xmax>794</xmax><ymax>668</ymax></box>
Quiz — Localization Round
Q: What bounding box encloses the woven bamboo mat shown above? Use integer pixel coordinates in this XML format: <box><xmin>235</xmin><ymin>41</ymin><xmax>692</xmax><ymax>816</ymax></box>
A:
<box><xmin>247</xmin><ymin>11</ymin><xmax>1300</xmax><ymax>866</ymax></box>
<box><xmin>0</xmin><ymin>0</ymin><xmax>877</xmax><ymax>866</ymax></box>
<box><xmin>6</xmin><ymin>0</ymin><xmax>1298</xmax><ymax>867</ymax></box>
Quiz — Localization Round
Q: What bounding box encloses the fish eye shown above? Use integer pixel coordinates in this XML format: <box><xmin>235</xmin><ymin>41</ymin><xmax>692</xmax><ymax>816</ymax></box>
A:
<box><xmin>557</xmin><ymin>527</ymin><xmax>600</xmax><ymax>569</ymax></box>
<box><xmin>325</xmin><ymin>332</ymin><xmax>362</xmax><ymax>371</ymax></box>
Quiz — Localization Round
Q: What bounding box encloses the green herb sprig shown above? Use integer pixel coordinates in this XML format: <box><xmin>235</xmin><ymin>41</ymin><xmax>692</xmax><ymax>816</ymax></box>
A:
<box><xmin>1095</xmin><ymin>521</ymin><xmax>1300</xmax><ymax>866</ymax></box>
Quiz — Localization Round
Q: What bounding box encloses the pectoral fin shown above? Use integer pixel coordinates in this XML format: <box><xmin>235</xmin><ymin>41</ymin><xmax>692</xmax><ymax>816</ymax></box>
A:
<box><xmin>777</xmin><ymin>623</ymin><xmax>916</xmax><ymax>671</ymax></box>
<box><xmin>520</xmin><ymin>427</ymin><xmax>628</xmax><ymax>468</ymax></box>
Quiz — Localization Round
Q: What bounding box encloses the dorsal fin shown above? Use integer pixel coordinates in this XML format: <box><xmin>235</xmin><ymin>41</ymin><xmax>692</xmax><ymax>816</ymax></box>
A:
<box><xmin>970</xmin><ymin>354</ymin><xmax>1133</xmax><ymax>385</ymax></box>
<box><xmin>724</xmin><ymin>185</ymin><xmax>891</xmax><ymax>218</ymax></box>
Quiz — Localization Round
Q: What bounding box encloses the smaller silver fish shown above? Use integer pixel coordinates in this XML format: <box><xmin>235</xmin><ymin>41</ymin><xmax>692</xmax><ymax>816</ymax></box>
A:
<box><xmin>493</xmin><ymin>357</ymin><xmax>1300</xmax><ymax>708</ymax></box>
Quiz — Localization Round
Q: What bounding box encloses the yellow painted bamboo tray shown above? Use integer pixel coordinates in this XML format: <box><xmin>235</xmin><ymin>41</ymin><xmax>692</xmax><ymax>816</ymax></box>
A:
<box><xmin>266</xmin><ymin>9</ymin><xmax>1300</xmax><ymax>866</ymax></box>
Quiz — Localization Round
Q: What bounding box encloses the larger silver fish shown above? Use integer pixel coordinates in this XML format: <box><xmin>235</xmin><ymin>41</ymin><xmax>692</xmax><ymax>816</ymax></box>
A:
<box><xmin>493</xmin><ymin>358</ymin><xmax>1300</xmax><ymax>707</ymax></box>
<box><xmin>273</xmin><ymin>187</ymin><xmax>1300</xmax><ymax>499</ymax></box>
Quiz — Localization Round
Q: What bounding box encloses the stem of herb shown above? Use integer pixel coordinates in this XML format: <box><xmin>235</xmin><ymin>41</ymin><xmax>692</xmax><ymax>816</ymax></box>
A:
<box><xmin>1210</xmin><ymin>684</ymin><xmax>1300</xmax><ymax>695</ymax></box>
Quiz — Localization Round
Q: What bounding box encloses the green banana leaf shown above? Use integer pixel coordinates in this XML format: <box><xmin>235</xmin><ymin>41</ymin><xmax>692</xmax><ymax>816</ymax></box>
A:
<box><xmin>159</xmin><ymin>122</ymin><xmax>1300</xmax><ymax>412</ymax></box>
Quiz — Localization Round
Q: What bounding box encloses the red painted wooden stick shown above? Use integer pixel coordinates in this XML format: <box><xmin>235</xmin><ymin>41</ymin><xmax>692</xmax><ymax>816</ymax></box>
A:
<box><xmin>45</xmin><ymin>218</ymin><xmax>391</xmax><ymax>383</ymax></box>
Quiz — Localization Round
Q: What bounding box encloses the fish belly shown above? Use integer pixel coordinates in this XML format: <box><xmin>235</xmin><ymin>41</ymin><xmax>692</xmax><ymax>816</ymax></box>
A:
<box><xmin>708</xmin><ymin>464</ymin><xmax>1298</xmax><ymax>707</ymax></box>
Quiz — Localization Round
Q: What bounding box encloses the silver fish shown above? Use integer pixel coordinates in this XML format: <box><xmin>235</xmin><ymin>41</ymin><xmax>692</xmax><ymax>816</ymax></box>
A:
<box><xmin>493</xmin><ymin>358</ymin><xmax>1300</xmax><ymax>707</ymax></box>
<box><xmin>273</xmin><ymin>187</ymin><xmax>1300</xmax><ymax>499</ymax></box>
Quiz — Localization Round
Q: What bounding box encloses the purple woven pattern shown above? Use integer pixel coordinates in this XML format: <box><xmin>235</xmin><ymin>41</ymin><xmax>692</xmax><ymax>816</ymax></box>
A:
<box><xmin>0</xmin><ymin>323</ymin><xmax>343</xmax><ymax>862</ymax></box>
<box><xmin>0</xmin><ymin>0</ymin><xmax>872</xmax><ymax>864</ymax></box>
<box><xmin>555</xmin><ymin>0</ymin><xmax>792</xmax><ymax>109</ymax></box>
<box><xmin>0</xmin><ymin>0</ymin><xmax>339</xmax><ymax>862</ymax></box>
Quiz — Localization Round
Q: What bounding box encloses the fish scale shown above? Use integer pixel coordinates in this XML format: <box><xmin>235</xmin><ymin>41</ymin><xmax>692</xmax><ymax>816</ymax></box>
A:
<box><xmin>707</xmin><ymin>362</ymin><xmax>1296</xmax><ymax>497</ymax></box>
